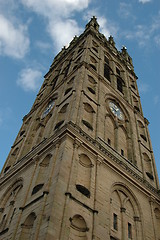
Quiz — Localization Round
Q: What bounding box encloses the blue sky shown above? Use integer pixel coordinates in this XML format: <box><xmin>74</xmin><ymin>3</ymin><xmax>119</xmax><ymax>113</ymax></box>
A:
<box><xmin>0</xmin><ymin>0</ymin><xmax>160</xmax><ymax>179</ymax></box>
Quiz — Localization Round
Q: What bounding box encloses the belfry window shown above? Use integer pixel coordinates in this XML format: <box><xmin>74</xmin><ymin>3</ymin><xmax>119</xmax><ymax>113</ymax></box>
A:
<box><xmin>104</xmin><ymin>56</ymin><xmax>110</xmax><ymax>81</ymax></box>
<box><xmin>117</xmin><ymin>77</ymin><xmax>123</xmax><ymax>93</ymax></box>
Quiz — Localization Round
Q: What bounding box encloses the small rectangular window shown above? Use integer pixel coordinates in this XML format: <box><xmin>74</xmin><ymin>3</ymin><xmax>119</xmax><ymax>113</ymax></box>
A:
<box><xmin>113</xmin><ymin>213</ymin><xmax>118</xmax><ymax>230</ymax></box>
<box><xmin>108</xmin><ymin>138</ymin><xmax>111</xmax><ymax>145</ymax></box>
<box><xmin>116</xmin><ymin>67</ymin><xmax>120</xmax><ymax>75</ymax></box>
<box><xmin>128</xmin><ymin>223</ymin><xmax>132</xmax><ymax>239</ymax></box>
<box><xmin>121</xmin><ymin>149</ymin><xmax>124</xmax><ymax>156</ymax></box>
<box><xmin>104</xmin><ymin>56</ymin><xmax>109</xmax><ymax>64</ymax></box>
<box><xmin>104</xmin><ymin>64</ymin><xmax>110</xmax><ymax>81</ymax></box>
<box><xmin>117</xmin><ymin>77</ymin><xmax>123</xmax><ymax>93</ymax></box>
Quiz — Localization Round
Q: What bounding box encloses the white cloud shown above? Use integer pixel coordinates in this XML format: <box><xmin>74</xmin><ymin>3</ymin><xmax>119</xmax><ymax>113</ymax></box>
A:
<box><xmin>139</xmin><ymin>0</ymin><xmax>152</xmax><ymax>3</ymax></box>
<box><xmin>48</xmin><ymin>19</ymin><xmax>82</xmax><ymax>50</ymax></box>
<box><xmin>0</xmin><ymin>14</ymin><xmax>30</xmax><ymax>58</ymax></box>
<box><xmin>20</xmin><ymin>0</ymin><xmax>90</xmax><ymax>51</ymax></box>
<box><xmin>17</xmin><ymin>68</ymin><xmax>43</xmax><ymax>91</ymax></box>
<box><xmin>21</xmin><ymin>0</ymin><xmax>90</xmax><ymax>18</ymax></box>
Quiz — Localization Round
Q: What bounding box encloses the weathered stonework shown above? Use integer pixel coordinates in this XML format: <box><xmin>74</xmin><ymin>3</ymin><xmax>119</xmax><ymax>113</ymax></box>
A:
<box><xmin>0</xmin><ymin>17</ymin><xmax>160</xmax><ymax>240</ymax></box>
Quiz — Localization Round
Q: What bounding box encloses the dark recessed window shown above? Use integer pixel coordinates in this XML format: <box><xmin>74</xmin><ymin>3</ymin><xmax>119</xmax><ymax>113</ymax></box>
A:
<box><xmin>4</xmin><ymin>166</ymin><xmax>11</xmax><ymax>173</ymax></box>
<box><xmin>76</xmin><ymin>184</ymin><xmax>90</xmax><ymax>198</ymax></box>
<box><xmin>121</xmin><ymin>149</ymin><xmax>124</xmax><ymax>156</ymax></box>
<box><xmin>108</xmin><ymin>138</ymin><xmax>111</xmax><ymax>145</ymax></box>
<box><xmin>146</xmin><ymin>172</ymin><xmax>154</xmax><ymax>180</ymax></box>
<box><xmin>116</xmin><ymin>67</ymin><xmax>120</xmax><ymax>75</ymax></box>
<box><xmin>20</xmin><ymin>130</ymin><xmax>25</xmax><ymax>136</ymax></box>
<box><xmin>117</xmin><ymin>77</ymin><xmax>123</xmax><ymax>93</ymax></box>
<box><xmin>88</xmin><ymin>87</ymin><xmax>95</xmax><ymax>94</ymax></box>
<box><xmin>31</xmin><ymin>184</ymin><xmax>44</xmax><ymax>195</ymax></box>
<box><xmin>134</xmin><ymin>106</ymin><xmax>140</xmax><ymax>112</ymax></box>
<box><xmin>131</xmin><ymin>84</ymin><xmax>136</xmax><ymax>90</ymax></box>
<box><xmin>104</xmin><ymin>64</ymin><xmax>110</xmax><ymax>81</ymax></box>
<box><xmin>140</xmin><ymin>134</ymin><xmax>147</xmax><ymax>141</ymax></box>
<box><xmin>90</xmin><ymin>64</ymin><xmax>97</xmax><ymax>71</ymax></box>
<box><xmin>128</xmin><ymin>223</ymin><xmax>132</xmax><ymax>239</ymax></box>
<box><xmin>82</xmin><ymin>120</ymin><xmax>93</xmax><ymax>130</ymax></box>
<box><xmin>104</xmin><ymin>56</ymin><xmax>109</xmax><ymax>64</ymax></box>
<box><xmin>54</xmin><ymin>120</ymin><xmax>64</xmax><ymax>130</ymax></box>
<box><xmin>92</xmin><ymin>47</ymin><xmax>98</xmax><ymax>53</ymax></box>
<box><xmin>113</xmin><ymin>213</ymin><xmax>118</xmax><ymax>230</ymax></box>
<box><xmin>64</xmin><ymin>88</ymin><xmax>72</xmax><ymax>95</ymax></box>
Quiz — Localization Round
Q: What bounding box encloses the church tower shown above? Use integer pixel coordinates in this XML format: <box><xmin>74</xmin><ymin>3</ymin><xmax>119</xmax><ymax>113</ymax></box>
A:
<box><xmin>0</xmin><ymin>17</ymin><xmax>160</xmax><ymax>240</ymax></box>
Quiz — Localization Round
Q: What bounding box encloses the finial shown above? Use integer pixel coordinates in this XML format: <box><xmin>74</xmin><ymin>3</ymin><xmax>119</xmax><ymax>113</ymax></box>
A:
<box><xmin>85</xmin><ymin>16</ymin><xmax>99</xmax><ymax>31</ymax></box>
<box><xmin>121</xmin><ymin>45</ymin><xmax>127</xmax><ymax>54</ymax></box>
<box><xmin>108</xmin><ymin>35</ymin><xmax>115</xmax><ymax>47</ymax></box>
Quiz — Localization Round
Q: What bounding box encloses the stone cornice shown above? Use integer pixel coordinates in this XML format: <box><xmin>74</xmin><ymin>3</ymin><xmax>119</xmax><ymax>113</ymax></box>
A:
<box><xmin>1</xmin><ymin>122</ymin><xmax>159</xmax><ymax>201</ymax></box>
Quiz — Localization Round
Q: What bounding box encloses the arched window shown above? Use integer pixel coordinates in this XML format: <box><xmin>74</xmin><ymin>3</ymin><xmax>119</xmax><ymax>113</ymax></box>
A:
<box><xmin>31</xmin><ymin>154</ymin><xmax>52</xmax><ymax>195</ymax></box>
<box><xmin>82</xmin><ymin>103</ymin><xmax>95</xmax><ymax>131</ymax></box>
<box><xmin>104</xmin><ymin>56</ymin><xmax>111</xmax><ymax>82</ymax></box>
<box><xmin>69</xmin><ymin>214</ymin><xmax>88</xmax><ymax>240</ymax></box>
<box><xmin>133</xmin><ymin>96</ymin><xmax>140</xmax><ymax>112</ymax></box>
<box><xmin>54</xmin><ymin>103</ymin><xmax>69</xmax><ymax>130</ymax></box>
<box><xmin>154</xmin><ymin>208</ymin><xmax>160</xmax><ymax>239</ymax></box>
<box><xmin>0</xmin><ymin>180</ymin><xmax>23</xmax><ymax>233</ymax></box>
<box><xmin>117</xmin><ymin>77</ymin><xmax>123</xmax><ymax>93</ymax></box>
<box><xmin>76</xmin><ymin>154</ymin><xmax>93</xmax><ymax>198</ymax></box>
<box><xmin>87</xmin><ymin>75</ymin><xmax>96</xmax><ymax>95</ymax></box>
<box><xmin>90</xmin><ymin>56</ymin><xmax>97</xmax><ymax>71</ymax></box>
<box><xmin>142</xmin><ymin>153</ymin><xmax>154</xmax><ymax>180</ymax></box>
<box><xmin>110</xmin><ymin>184</ymin><xmax>143</xmax><ymax>240</ymax></box>
<box><xmin>137</xmin><ymin>120</ymin><xmax>147</xmax><ymax>142</ymax></box>
<box><xmin>20</xmin><ymin>212</ymin><xmax>36</xmax><ymax>239</ymax></box>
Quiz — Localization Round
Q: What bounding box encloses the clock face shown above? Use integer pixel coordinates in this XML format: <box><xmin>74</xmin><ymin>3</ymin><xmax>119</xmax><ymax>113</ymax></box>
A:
<box><xmin>41</xmin><ymin>100</ymin><xmax>55</xmax><ymax>119</ymax></box>
<box><xmin>109</xmin><ymin>102</ymin><xmax>124</xmax><ymax>120</ymax></box>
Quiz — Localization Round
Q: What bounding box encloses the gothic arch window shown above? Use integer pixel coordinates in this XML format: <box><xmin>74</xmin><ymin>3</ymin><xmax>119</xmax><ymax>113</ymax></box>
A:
<box><xmin>69</xmin><ymin>214</ymin><xmax>88</xmax><ymax>240</ymax></box>
<box><xmin>133</xmin><ymin>96</ymin><xmax>140</xmax><ymax>112</ymax></box>
<box><xmin>54</xmin><ymin>103</ymin><xmax>69</xmax><ymax>130</ymax></box>
<box><xmin>4</xmin><ymin>146</ymin><xmax>20</xmax><ymax>173</ymax></box>
<box><xmin>59</xmin><ymin>103</ymin><xmax>69</xmax><ymax>113</ymax></box>
<box><xmin>92</xmin><ymin>40</ymin><xmax>99</xmax><ymax>53</ymax></box>
<box><xmin>67</xmin><ymin>76</ymin><xmax>75</xmax><ymax>85</ymax></box>
<box><xmin>142</xmin><ymin>153</ymin><xmax>154</xmax><ymax>180</ymax></box>
<box><xmin>154</xmin><ymin>208</ymin><xmax>160</xmax><ymax>239</ymax></box>
<box><xmin>115</xmin><ymin>65</ymin><xmax>125</xmax><ymax>94</ymax></box>
<box><xmin>64</xmin><ymin>87</ymin><xmax>72</xmax><ymax>95</ymax></box>
<box><xmin>137</xmin><ymin>120</ymin><xmax>147</xmax><ymax>142</ymax></box>
<box><xmin>104</xmin><ymin>55</ymin><xmax>111</xmax><ymax>82</ymax></box>
<box><xmin>110</xmin><ymin>184</ymin><xmax>143</xmax><ymax>240</ymax></box>
<box><xmin>87</xmin><ymin>75</ymin><xmax>97</xmax><ymax>95</ymax></box>
<box><xmin>130</xmin><ymin>78</ymin><xmax>136</xmax><ymax>90</ymax></box>
<box><xmin>0</xmin><ymin>180</ymin><xmax>23</xmax><ymax>233</ymax></box>
<box><xmin>20</xmin><ymin>212</ymin><xmax>36</xmax><ymax>239</ymax></box>
<box><xmin>76</xmin><ymin>154</ymin><xmax>93</xmax><ymax>198</ymax></box>
<box><xmin>32</xmin><ymin>154</ymin><xmax>52</xmax><ymax>195</ymax></box>
<box><xmin>90</xmin><ymin>56</ymin><xmax>97</xmax><ymax>71</ymax></box>
<box><xmin>82</xmin><ymin>103</ymin><xmax>95</xmax><ymax>131</ymax></box>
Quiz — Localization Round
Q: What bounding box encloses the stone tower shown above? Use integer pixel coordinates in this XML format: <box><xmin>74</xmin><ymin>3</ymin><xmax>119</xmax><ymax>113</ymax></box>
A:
<box><xmin>0</xmin><ymin>17</ymin><xmax>160</xmax><ymax>240</ymax></box>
